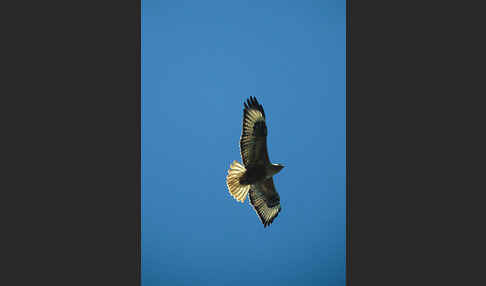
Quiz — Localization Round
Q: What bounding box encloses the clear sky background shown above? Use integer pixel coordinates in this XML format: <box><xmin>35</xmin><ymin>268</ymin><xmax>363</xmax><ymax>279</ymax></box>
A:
<box><xmin>142</xmin><ymin>1</ymin><xmax>345</xmax><ymax>285</ymax></box>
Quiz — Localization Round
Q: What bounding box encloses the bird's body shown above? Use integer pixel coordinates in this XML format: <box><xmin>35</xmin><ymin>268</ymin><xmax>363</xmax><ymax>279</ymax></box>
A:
<box><xmin>239</xmin><ymin>163</ymin><xmax>282</xmax><ymax>184</ymax></box>
<box><xmin>226</xmin><ymin>97</ymin><xmax>284</xmax><ymax>227</ymax></box>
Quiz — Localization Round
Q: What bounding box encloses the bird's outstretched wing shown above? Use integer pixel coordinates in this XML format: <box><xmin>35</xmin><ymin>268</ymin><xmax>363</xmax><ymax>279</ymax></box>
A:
<box><xmin>240</xmin><ymin>97</ymin><xmax>270</xmax><ymax>167</ymax></box>
<box><xmin>249</xmin><ymin>178</ymin><xmax>281</xmax><ymax>227</ymax></box>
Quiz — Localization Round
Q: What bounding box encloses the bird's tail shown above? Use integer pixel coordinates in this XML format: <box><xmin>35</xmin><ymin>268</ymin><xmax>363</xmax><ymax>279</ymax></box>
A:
<box><xmin>226</xmin><ymin>160</ymin><xmax>251</xmax><ymax>203</ymax></box>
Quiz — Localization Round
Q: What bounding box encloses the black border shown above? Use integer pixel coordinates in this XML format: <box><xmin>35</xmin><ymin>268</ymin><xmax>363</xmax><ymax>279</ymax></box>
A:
<box><xmin>347</xmin><ymin>1</ymin><xmax>483</xmax><ymax>285</ymax></box>
<box><xmin>136</xmin><ymin>0</ymin><xmax>142</xmax><ymax>281</ymax></box>
<box><xmin>4</xmin><ymin>0</ymin><xmax>141</xmax><ymax>285</ymax></box>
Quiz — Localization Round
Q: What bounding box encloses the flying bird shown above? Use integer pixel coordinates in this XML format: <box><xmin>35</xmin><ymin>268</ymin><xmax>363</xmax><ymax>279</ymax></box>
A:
<box><xmin>226</xmin><ymin>97</ymin><xmax>284</xmax><ymax>227</ymax></box>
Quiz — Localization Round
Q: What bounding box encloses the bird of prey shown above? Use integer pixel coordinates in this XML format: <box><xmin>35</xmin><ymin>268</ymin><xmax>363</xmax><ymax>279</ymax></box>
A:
<box><xmin>226</xmin><ymin>97</ymin><xmax>284</xmax><ymax>227</ymax></box>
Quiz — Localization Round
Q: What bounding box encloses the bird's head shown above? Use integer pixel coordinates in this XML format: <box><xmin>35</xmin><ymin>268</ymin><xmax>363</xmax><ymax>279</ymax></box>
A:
<box><xmin>272</xmin><ymin>163</ymin><xmax>285</xmax><ymax>173</ymax></box>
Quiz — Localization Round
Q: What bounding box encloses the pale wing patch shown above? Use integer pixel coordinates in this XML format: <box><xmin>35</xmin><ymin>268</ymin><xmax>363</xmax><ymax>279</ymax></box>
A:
<box><xmin>240</xmin><ymin>97</ymin><xmax>268</xmax><ymax>166</ymax></box>
<box><xmin>249</xmin><ymin>179</ymin><xmax>281</xmax><ymax>227</ymax></box>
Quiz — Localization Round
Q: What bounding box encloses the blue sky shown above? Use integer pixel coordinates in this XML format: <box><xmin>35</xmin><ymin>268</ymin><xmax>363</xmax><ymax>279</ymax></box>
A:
<box><xmin>142</xmin><ymin>1</ymin><xmax>345</xmax><ymax>285</ymax></box>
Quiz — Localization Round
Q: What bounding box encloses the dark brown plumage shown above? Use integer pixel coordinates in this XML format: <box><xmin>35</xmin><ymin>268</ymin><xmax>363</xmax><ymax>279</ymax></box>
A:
<box><xmin>226</xmin><ymin>97</ymin><xmax>284</xmax><ymax>227</ymax></box>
